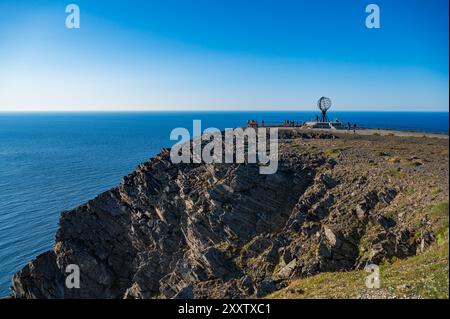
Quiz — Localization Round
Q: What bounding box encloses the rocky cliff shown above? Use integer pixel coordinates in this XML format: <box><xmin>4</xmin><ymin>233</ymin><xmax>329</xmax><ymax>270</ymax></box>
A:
<box><xmin>11</xmin><ymin>130</ymin><xmax>449</xmax><ymax>298</ymax></box>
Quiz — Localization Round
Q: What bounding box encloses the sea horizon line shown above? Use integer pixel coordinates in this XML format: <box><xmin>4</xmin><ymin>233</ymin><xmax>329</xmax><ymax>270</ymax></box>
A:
<box><xmin>0</xmin><ymin>109</ymin><xmax>449</xmax><ymax>114</ymax></box>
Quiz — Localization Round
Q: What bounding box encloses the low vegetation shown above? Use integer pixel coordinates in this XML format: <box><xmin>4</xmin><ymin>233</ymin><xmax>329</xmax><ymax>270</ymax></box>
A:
<box><xmin>268</xmin><ymin>240</ymin><xmax>449</xmax><ymax>299</ymax></box>
<box><xmin>268</xmin><ymin>200</ymin><xmax>449</xmax><ymax>299</ymax></box>
<box><xmin>429</xmin><ymin>201</ymin><xmax>449</xmax><ymax>242</ymax></box>
<box><xmin>372</xmin><ymin>149</ymin><xmax>388</xmax><ymax>157</ymax></box>
<box><xmin>324</xmin><ymin>147</ymin><xmax>343</xmax><ymax>159</ymax></box>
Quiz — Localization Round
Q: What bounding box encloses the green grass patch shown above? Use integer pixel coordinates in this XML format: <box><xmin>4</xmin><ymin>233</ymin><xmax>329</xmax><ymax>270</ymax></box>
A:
<box><xmin>428</xmin><ymin>202</ymin><xmax>449</xmax><ymax>242</ymax></box>
<box><xmin>324</xmin><ymin>147</ymin><xmax>344</xmax><ymax>159</ymax></box>
<box><xmin>436</xmin><ymin>228</ymin><xmax>449</xmax><ymax>246</ymax></box>
<box><xmin>383</xmin><ymin>210</ymin><xmax>397</xmax><ymax>219</ymax></box>
<box><xmin>431</xmin><ymin>188</ymin><xmax>443</xmax><ymax>196</ymax></box>
<box><xmin>387</xmin><ymin>168</ymin><xmax>402</xmax><ymax>178</ymax></box>
<box><xmin>429</xmin><ymin>202</ymin><xmax>449</xmax><ymax>218</ymax></box>
<box><xmin>373</xmin><ymin>149</ymin><xmax>388</xmax><ymax>157</ymax></box>
<box><xmin>267</xmin><ymin>242</ymin><xmax>449</xmax><ymax>299</ymax></box>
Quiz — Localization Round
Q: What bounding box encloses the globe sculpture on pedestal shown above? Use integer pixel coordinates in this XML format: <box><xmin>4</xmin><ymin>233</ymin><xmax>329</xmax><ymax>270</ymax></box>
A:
<box><xmin>317</xmin><ymin>97</ymin><xmax>332</xmax><ymax>123</ymax></box>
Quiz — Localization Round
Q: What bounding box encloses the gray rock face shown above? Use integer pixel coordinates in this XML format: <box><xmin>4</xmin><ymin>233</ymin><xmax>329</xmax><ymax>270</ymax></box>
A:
<box><xmin>12</xmin><ymin>251</ymin><xmax>63</xmax><ymax>299</ymax></box>
<box><xmin>11</xmin><ymin>133</ymin><xmax>433</xmax><ymax>299</ymax></box>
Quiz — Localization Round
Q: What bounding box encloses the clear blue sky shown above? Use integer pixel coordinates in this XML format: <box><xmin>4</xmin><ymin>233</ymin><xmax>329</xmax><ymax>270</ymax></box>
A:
<box><xmin>0</xmin><ymin>0</ymin><xmax>448</xmax><ymax>111</ymax></box>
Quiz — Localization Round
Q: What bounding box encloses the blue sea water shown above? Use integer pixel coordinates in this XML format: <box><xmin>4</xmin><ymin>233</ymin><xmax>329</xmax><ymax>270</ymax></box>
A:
<box><xmin>0</xmin><ymin>111</ymin><xmax>448</xmax><ymax>297</ymax></box>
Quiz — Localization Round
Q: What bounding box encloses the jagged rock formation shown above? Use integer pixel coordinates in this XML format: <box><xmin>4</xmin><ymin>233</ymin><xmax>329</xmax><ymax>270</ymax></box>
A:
<box><xmin>11</xmin><ymin>130</ymin><xmax>449</xmax><ymax>298</ymax></box>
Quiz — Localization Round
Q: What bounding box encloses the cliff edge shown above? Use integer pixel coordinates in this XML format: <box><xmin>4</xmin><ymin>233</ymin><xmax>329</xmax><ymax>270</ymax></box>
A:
<box><xmin>11</xmin><ymin>130</ymin><xmax>449</xmax><ymax>298</ymax></box>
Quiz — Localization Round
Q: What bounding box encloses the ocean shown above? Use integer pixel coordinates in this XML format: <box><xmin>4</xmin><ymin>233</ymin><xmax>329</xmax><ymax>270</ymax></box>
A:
<box><xmin>0</xmin><ymin>111</ymin><xmax>448</xmax><ymax>297</ymax></box>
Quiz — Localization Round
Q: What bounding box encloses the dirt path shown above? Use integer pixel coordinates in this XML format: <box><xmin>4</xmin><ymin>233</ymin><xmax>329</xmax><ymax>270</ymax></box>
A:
<box><xmin>274</xmin><ymin>127</ymin><xmax>449</xmax><ymax>139</ymax></box>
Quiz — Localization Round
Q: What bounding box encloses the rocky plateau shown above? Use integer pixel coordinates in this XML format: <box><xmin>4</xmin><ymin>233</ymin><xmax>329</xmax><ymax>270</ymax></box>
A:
<box><xmin>11</xmin><ymin>129</ymin><xmax>449</xmax><ymax>299</ymax></box>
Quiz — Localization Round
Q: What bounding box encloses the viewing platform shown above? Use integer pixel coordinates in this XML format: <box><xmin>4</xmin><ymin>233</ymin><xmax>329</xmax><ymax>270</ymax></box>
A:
<box><xmin>247</xmin><ymin>120</ymin><xmax>348</xmax><ymax>130</ymax></box>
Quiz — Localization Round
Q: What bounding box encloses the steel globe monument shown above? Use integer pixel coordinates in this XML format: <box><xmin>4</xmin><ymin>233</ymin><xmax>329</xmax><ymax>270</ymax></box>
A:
<box><xmin>317</xmin><ymin>97</ymin><xmax>332</xmax><ymax>123</ymax></box>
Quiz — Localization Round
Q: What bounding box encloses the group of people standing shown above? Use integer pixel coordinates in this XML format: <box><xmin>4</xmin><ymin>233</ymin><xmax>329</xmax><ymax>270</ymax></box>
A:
<box><xmin>247</xmin><ymin>118</ymin><xmax>358</xmax><ymax>132</ymax></box>
<box><xmin>283</xmin><ymin>120</ymin><xmax>296</xmax><ymax>127</ymax></box>
<box><xmin>247</xmin><ymin>120</ymin><xmax>259</xmax><ymax>128</ymax></box>
<box><xmin>346</xmin><ymin>121</ymin><xmax>357</xmax><ymax>133</ymax></box>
